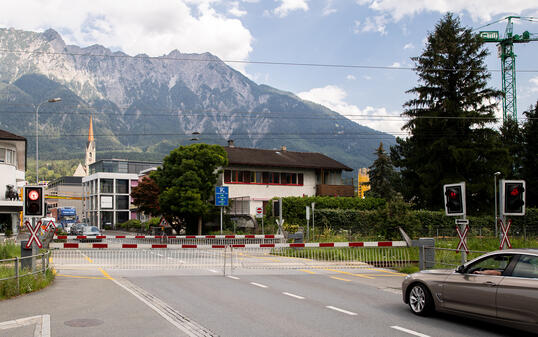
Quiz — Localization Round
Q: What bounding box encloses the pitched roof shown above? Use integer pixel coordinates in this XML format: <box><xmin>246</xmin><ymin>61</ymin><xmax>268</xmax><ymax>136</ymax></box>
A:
<box><xmin>0</xmin><ymin>129</ymin><xmax>26</xmax><ymax>141</ymax></box>
<box><xmin>224</xmin><ymin>146</ymin><xmax>352</xmax><ymax>171</ymax></box>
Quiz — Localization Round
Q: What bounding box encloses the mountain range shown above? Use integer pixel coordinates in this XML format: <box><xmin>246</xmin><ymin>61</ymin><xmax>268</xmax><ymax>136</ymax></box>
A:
<box><xmin>0</xmin><ymin>27</ymin><xmax>395</xmax><ymax>172</ymax></box>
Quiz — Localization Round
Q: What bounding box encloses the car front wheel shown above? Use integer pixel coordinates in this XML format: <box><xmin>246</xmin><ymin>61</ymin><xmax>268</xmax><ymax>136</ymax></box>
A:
<box><xmin>408</xmin><ymin>283</ymin><xmax>434</xmax><ymax>316</ymax></box>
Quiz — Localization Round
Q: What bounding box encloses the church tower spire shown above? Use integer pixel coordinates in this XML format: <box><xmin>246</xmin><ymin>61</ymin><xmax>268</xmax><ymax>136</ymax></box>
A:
<box><xmin>85</xmin><ymin>115</ymin><xmax>96</xmax><ymax>175</ymax></box>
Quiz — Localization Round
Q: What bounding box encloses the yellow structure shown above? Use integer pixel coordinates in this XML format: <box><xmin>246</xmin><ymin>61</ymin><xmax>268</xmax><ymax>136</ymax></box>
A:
<box><xmin>357</xmin><ymin>168</ymin><xmax>370</xmax><ymax>198</ymax></box>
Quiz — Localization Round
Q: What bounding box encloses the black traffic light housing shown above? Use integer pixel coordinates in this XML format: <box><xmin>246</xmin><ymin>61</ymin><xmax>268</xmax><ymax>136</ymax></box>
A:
<box><xmin>501</xmin><ymin>180</ymin><xmax>525</xmax><ymax>216</ymax></box>
<box><xmin>23</xmin><ymin>186</ymin><xmax>44</xmax><ymax>217</ymax></box>
<box><xmin>443</xmin><ymin>182</ymin><xmax>466</xmax><ymax>216</ymax></box>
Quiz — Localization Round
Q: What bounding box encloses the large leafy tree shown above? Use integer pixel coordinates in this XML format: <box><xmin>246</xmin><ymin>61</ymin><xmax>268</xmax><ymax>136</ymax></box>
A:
<box><xmin>391</xmin><ymin>13</ymin><xmax>509</xmax><ymax>214</ymax></box>
<box><xmin>152</xmin><ymin>143</ymin><xmax>228</xmax><ymax>234</ymax></box>
<box><xmin>521</xmin><ymin>102</ymin><xmax>538</xmax><ymax>208</ymax></box>
<box><xmin>367</xmin><ymin>142</ymin><xmax>398</xmax><ymax>200</ymax></box>
<box><xmin>131</xmin><ymin>175</ymin><xmax>161</xmax><ymax>217</ymax></box>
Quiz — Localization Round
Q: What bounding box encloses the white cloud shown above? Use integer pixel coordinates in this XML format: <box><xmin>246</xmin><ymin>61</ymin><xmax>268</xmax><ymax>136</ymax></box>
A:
<box><xmin>323</xmin><ymin>0</ymin><xmax>337</xmax><ymax>16</ymax></box>
<box><xmin>273</xmin><ymin>0</ymin><xmax>309</xmax><ymax>17</ymax></box>
<box><xmin>363</xmin><ymin>75</ymin><xmax>372</xmax><ymax>80</ymax></box>
<box><xmin>0</xmin><ymin>0</ymin><xmax>253</xmax><ymax>67</ymax></box>
<box><xmin>403</xmin><ymin>43</ymin><xmax>414</xmax><ymax>49</ymax></box>
<box><xmin>353</xmin><ymin>15</ymin><xmax>388</xmax><ymax>35</ymax></box>
<box><xmin>297</xmin><ymin>85</ymin><xmax>405</xmax><ymax>136</ymax></box>
<box><xmin>530</xmin><ymin>77</ymin><xmax>538</xmax><ymax>93</ymax></box>
<box><xmin>346</xmin><ymin>74</ymin><xmax>356</xmax><ymax>80</ymax></box>
<box><xmin>356</xmin><ymin>0</ymin><xmax>538</xmax><ymax>22</ymax></box>
<box><xmin>228</xmin><ymin>2</ymin><xmax>247</xmax><ymax>17</ymax></box>
<box><xmin>391</xmin><ymin>62</ymin><xmax>401</xmax><ymax>67</ymax></box>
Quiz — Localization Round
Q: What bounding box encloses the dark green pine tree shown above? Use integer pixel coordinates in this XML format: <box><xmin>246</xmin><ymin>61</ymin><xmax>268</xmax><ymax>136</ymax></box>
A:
<box><xmin>521</xmin><ymin>102</ymin><xmax>538</xmax><ymax>208</ymax></box>
<box><xmin>390</xmin><ymin>13</ymin><xmax>510</xmax><ymax>214</ymax></box>
<box><xmin>367</xmin><ymin>142</ymin><xmax>397</xmax><ymax>200</ymax></box>
<box><xmin>499</xmin><ymin>117</ymin><xmax>524</xmax><ymax>178</ymax></box>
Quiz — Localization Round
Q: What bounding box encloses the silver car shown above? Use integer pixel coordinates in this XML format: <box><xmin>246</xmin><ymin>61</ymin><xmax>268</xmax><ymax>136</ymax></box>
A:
<box><xmin>402</xmin><ymin>249</ymin><xmax>538</xmax><ymax>333</ymax></box>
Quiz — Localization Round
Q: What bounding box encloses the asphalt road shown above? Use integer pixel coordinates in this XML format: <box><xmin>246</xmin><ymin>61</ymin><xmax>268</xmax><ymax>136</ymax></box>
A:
<box><xmin>0</xmin><ymin>254</ymin><xmax>535</xmax><ymax>336</ymax></box>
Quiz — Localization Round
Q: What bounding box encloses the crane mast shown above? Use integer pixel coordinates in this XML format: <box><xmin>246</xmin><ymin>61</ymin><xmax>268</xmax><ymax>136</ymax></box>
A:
<box><xmin>480</xmin><ymin>16</ymin><xmax>537</xmax><ymax>122</ymax></box>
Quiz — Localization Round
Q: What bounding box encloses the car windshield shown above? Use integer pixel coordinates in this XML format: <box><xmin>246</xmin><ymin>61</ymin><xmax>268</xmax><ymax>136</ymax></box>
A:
<box><xmin>86</xmin><ymin>227</ymin><xmax>99</xmax><ymax>233</ymax></box>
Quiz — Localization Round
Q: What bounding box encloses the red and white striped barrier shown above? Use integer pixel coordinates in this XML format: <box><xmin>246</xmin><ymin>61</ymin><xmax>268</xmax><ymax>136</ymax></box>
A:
<box><xmin>50</xmin><ymin>241</ymin><xmax>407</xmax><ymax>249</ymax></box>
<box><xmin>54</xmin><ymin>234</ymin><xmax>282</xmax><ymax>240</ymax></box>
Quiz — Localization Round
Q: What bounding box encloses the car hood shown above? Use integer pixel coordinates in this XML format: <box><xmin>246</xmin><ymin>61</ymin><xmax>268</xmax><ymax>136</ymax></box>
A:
<box><xmin>417</xmin><ymin>269</ymin><xmax>454</xmax><ymax>275</ymax></box>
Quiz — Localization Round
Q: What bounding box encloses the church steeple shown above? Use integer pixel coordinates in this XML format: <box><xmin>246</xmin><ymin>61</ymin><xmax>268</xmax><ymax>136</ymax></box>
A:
<box><xmin>85</xmin><ymin>115</ymin><xmax>96</xmax><ymax>175</ymax></box>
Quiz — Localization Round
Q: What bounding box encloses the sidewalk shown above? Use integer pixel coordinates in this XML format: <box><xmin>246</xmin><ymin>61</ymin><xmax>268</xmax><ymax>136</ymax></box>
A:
<box><xmin>0</xmin><ymin>267</ymin><xmax>186</xmax><ymax>337</ymax></box>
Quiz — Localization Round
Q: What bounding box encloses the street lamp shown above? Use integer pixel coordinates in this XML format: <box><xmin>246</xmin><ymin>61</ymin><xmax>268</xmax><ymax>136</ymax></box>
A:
<box><xmin>35</xmin><ymin>98</ymin><xmax>61</xmax><ymax>184</ymax></box>
<box><xmin>494</xmin><ymin>171</ymin><xmax>501</xmax><ymax>236</ymax></box>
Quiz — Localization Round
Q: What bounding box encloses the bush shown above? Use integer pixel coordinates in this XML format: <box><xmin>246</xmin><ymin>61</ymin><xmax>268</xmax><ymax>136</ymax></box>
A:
<box><xmin>118</xmin><ymin>220</ymin><xmax>142</xmax><ymax>231</ymax></box>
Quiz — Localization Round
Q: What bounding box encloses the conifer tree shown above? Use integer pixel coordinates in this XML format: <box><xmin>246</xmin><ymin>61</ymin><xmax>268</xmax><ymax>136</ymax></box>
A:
<box><xmin>391</xmin><ymin>13</ymin><xmax>509</xmax><ymax>213</ymax></box>
<box><xmin>521</xmin><ymin>102</ymin><xmax>538</xmax><ymax>207</ymax></box>
<box><xmin>367</xmin><ymin>142</ymin><xmax>397</xmax><ymax>201</ymax></box>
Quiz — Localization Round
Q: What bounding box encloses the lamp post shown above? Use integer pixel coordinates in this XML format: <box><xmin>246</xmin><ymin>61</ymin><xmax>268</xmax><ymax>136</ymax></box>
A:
<box><xmin>35</xmin><ymin>98</ymin><xmax>61</xmax><ymax>184</ymax></box>
<box><xmin>494</xmin><ymin>171</ymin><xmax>501</xmax><ymax>237</ymax></box>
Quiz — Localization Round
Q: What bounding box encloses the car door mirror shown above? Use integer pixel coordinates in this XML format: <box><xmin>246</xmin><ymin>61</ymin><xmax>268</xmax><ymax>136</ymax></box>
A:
<box><xmin>456</xmin><ymin>265</ymin><xmax>465</xmax><ymax>273</ymax></box>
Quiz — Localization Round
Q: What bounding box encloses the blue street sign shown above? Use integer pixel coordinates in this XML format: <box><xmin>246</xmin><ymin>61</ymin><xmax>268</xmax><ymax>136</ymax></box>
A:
<box><xmin>215</xmin><ymin>186</ymin><xmax>229</xmax><ymax>206</ymax></box>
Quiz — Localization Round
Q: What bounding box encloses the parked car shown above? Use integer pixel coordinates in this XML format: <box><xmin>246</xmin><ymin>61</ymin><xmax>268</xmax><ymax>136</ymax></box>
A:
<box><xmin>70</xmin><ymin>223</ymin><xmax>87</xmax><ymax>235</ymax></box>
<box><xmin>402</xmin><ymin>249</ymin><xmax>538</xmax><ymax>333</ymax></box>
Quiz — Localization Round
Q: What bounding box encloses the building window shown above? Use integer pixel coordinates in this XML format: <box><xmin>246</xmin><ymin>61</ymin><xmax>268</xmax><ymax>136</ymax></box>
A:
<box><xmin>0</xmin><ymin>148</ymin><xmax>16</xmax><ymax>165</ymax></box>
<box><xmin>116</xmin><ymin>179</ymin><xmax>129</xmax><ymax>194</ymax></box>
<box><xmin>100</xmin><ymin>179</ymin><xmax>113</xmax><ymax>193</ymax></box>
<box><xmin>116</xmin><ymin>211</ymin><xmax>129</xmax><ymax>225</ymax></box>
<box><xmin>100</xmin><ymin>195</ymin><xmax>113</xmax><ymax>209</ymax></box>
<box><xmin>224</xmin><ymin>169</ymin><xmax>303</xmax><ymax>186</ymax></box>
<box><xmin>116</xmin><ymin>195</ymin><xmax>129</xmax><ymax>210</ymax></box>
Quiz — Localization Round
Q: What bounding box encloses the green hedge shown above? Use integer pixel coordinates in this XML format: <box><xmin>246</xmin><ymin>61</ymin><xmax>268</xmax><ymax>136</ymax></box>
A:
<box><xmin>264</xmin><ymin>196</ymin><xmax>538</xmax><ymax>240</ymax></box>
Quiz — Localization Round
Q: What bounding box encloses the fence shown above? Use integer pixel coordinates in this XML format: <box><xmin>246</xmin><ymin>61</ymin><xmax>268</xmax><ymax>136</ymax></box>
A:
<box><xmin>50</xmin><ymin>241</ymin><xmax>411</xmax><ymax>274</ymax></box>
<box><xmin>421</xmin><ymin>246</ymin><xmax>488</xmax><ymax>269</ymax></box>
<box><xmin>0</xmin><ymin>251</ymin><xmax>52</xmax><ymax>295</ymax></box>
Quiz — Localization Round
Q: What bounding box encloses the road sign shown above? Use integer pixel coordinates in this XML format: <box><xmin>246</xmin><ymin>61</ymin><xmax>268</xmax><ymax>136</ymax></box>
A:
<box><xmin>159</xmin><ymin>217</ymin><xmax>169</xmax><ymax>227</ymax></box>
<box><xmin>455</xmin><ymin>219</ymin><xmax>469</xmax><ymax>225</ymax></box>
<box><xmin>255</xmin><ymin>207</ymin><xmax>263</xmax><ymax>218</ymax></box>
<box><xmin>456</xmin><ymin>224</ymin><xmax>469</xmax><ymax>254</ymax></box>
<box><xmin>25</xmin><ymin>220</ymin><xmax>43</xmax><ymax>249</ymax></box>
<box><xmin>499</xmin><ymin>219</ymin><xmax>512</xmax><ymax>250</ymax></box>
<box><xmin>46</xmin><ymin>220</ymin><xmax>57</xmax><ymax>233</ymax></box>
<box><xmin>215</xmin><ymin>186</ymin><xmax>229</xmax><ymax>206</ymax></box>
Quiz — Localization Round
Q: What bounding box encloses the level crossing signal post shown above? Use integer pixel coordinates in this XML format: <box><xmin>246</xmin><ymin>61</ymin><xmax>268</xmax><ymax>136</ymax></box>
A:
<box><xmin>443</xmin><ymin>182</ymin><xmax>468</xmax><ymax>264</ymax></box>
<box><xmin>499</xmin><ymin>180</ymin><xmax>525</xmax><ymax>250</ymax></box>
<box><xmin>22</xmin><ymin>186</ymin><xmax>45</xmax><ymax>270</ymax></box>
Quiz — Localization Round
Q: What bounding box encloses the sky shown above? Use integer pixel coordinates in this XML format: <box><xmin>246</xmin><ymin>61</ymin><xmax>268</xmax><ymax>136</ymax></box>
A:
<box><xmin>0</xmin><ymin>0</ymin><xmax>537</xmax><ymax>137</ymax></box>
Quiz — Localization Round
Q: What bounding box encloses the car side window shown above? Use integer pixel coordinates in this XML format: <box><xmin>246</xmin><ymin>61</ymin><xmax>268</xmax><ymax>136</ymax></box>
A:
<box><xmin>511</xmin><ymin>255</ymin><xmax>538</xmax><ymax>279</ymax></box>
<box><xmin>466</xmin><ymin>254</ymin><xmax>514</xmax><ymax>276</ymax></box>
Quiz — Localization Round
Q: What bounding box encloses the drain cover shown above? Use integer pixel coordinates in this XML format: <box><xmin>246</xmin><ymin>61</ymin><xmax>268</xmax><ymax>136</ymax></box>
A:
<box><xmin>64</xmin><ymin>319</ymin><xmax>104</xmax><ymax>327</ymax></box>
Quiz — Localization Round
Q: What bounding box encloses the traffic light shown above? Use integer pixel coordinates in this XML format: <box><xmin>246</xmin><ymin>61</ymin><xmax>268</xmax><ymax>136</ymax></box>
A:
<box><xmin>501</xmin><ymin>180</ymin><xmax>525</xmax><ymax>216</ymax></box>
<box><xmin>24</xmin><ymin>186</ymin><xmax>44</xmax><ymax>217</ymax></box>
<box><xmin>443</xmin><ymin>182</ymin><xmax>466</xmax><ymax>216</ymax></box>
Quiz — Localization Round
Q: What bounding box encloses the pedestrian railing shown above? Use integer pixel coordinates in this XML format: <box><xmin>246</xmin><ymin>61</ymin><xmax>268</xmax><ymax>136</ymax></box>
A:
<box><xmin>0</xmin><ymin>251</ymin><xmax>52</xmax><ymax>294</ymax></box>
<box><xmin>50</xmin><ymin>241</ymin><xmax>411</xmax><ymax>274</ymax></box>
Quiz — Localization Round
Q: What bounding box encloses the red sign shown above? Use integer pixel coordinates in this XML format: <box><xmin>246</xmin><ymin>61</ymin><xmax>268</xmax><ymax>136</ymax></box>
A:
<box><xmin>25</xmin><ymin>220</ymin><xmax>43</xmax><ymax>249</ymax></box>
<box><xmin>256</xmin><ymin>207</ymin><xmax>262</xmax><ymax>214</ymax></box>
<box><xmin>159</xmin><ymin>217</ymin><xmax>169</xmax><ymax>227</ymax></box>
<box><xmin>456</xmin><ymin>224</ymin><xmax>469</xmax><ymax>254</ymax></box>
<box><xmin>46</xmin><ymin>220</ymin><xmax>57</xmax><ymax>233</ymax></box>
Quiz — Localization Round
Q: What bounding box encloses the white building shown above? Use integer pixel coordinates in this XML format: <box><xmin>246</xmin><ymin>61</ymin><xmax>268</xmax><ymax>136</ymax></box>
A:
<box><xmin>222</xmin><ymin>142</ymin><xmax>353</xmax><ymax>219</ymax></box>
<box><xmin>0</xmin><ymin>130</ymin><xmax>27</xmax><ymax>235</ymax></box>
<box><xmin>82</xmin><ymin>159</ymin><xmax>161</xmax><ymax>228</ymax></box>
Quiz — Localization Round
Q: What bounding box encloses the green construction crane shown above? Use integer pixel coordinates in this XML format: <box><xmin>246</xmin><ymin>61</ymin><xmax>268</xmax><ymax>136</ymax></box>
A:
<box><xmin>479</xmin><ymin>16</ymin><xmax>538</xmax><ymax>122</ymax></box>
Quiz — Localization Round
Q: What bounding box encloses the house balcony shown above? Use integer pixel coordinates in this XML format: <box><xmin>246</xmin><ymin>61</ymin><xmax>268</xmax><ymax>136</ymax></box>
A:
<box><xmin>316</xmin><ymin>184</ymin><xmax>355</xmax><ymax>197</ymax></box>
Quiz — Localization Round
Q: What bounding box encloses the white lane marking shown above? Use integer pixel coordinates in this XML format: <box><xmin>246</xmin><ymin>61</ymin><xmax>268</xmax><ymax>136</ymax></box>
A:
<box><xmin>226</xmin><ymin>276</ymin><xmax>240</xmax><ymax>280</ymax></box>
<box><xmin>250</xmin><ymin>282</ymin><xmax>268</xmax><ymax>288</ymax></box>
<box><xmin>391</xmin><ymin>326</ymin><xmax>431</xmax><ymax>337</ymax></box>
<box><xmin>0</xmin><ymin>315</ymin><xmax>50</xmax><ymax>337</ymax></box>
<box><xmin>283</xmin><ymin>292</ymin><xmax>305</xmax><ymax>300</ymax></box>
<box><xmin>208</xmin><ymin>269</ymin><xmax>218</xmax><ymax>273</ymax></box>
<box><xmin>325</xmin><ymin>306</ymin><xmax>357</xmax><ymax>316</ymax></box>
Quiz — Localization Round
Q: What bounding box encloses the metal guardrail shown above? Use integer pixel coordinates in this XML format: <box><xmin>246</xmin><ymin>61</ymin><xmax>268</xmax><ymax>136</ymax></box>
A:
<box><xmin>0</xmin><ymin>251</ymin><xmax>52</xmax><ymax>294</ymax></box>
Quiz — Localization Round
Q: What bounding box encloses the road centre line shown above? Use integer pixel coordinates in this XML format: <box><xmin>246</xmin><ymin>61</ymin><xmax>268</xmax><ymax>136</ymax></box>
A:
<box><xmin>323</xmin><ymin>268</ymin><xmax>376</xmax><ymax>279</ymax></box>
<box><xmin>226</xmin><ymin>276</ymin><xmax>240</xmax><ymax>280</ymax></box>
<box><xmin>250</xmin><ymin>282</ymin><xmax>268</xmax><ymax>288</ymax></box>
<box><xmin>390</xmin><ymin>326</ymin><xmax>431</xmax><ymax>337</ymax></box>
<box><xmin>330</xmin><ymin>276</ymin><xmax>352</xmax><ymax>282</ymax></box>
<box><xmin>299</xmin><ymin>269</ymin><xmax>317</xmax><ymax>274</ymax></box>
<box><xmin>56</xmin><ymin>274</ymin><xmax>109</xmax><ymax>280</ymax></box>
<box><xmin>326</xmin><ymin>306</ymin><xmax>357</xmax><ymax>316</ymax></box>
<box><xmin>282</xmin><ymin>292</ymin><xmax>305</xmax><ymax>300</ymax></box>
<box><xmin>208</xmin><ymin>269</ymin><xmax>218</xmax><ymax>273</ymax></box>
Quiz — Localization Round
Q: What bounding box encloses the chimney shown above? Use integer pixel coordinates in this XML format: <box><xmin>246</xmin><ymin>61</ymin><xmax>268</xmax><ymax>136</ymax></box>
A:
<box><xmin>227</xmin><ymin>139</ymin><xmax>235</xmax><ymax>147</ymax></box>
<box><xmin>281</xmin><ymin>145</ymin><xmax>287</xmax><ymax>151</ymax></box>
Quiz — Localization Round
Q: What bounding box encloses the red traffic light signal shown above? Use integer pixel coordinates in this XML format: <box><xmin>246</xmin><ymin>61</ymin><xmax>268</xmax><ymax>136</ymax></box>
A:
<box><xmin>443</xmin><ymin>182</ymin><xmax>466</xmax><ymax>216</ymax></box>
<box><xmin>502</xmin><ymin>180</ymin><xmax>525</xmax><ymax>216</ymax></box>
<box><xmin>24</xmin><ymin>186</ymin><xmax>44</xmax><ymax>217</ymax></box>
